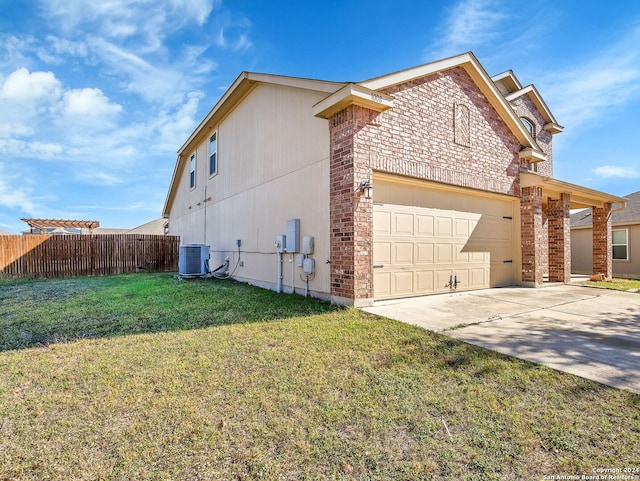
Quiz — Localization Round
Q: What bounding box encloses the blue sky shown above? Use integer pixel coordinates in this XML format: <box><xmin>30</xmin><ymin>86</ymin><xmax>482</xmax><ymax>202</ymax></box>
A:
<box><xmin>1</xmin><ymin>0</ymin><xmax>639</xmax><ymax>233</ymax></box>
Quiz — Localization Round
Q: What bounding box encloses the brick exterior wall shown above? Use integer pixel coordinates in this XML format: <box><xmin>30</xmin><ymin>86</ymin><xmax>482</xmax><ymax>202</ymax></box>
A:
<box><xmin>327</xmin><ymin>66</ymin><xmax>567</xmax><ymax>301</ymax></box>
<box><xmin>548</xmin><ymin>193</ymin><xmax>571</xmax><ymax>282</ymax></box>
<box><xmin>511</xmin><ymin>95</ymin><xmax>553</xmax><ymax>177</ymax></box>
<box><xmin>329</xmin><ymin>105</ymin><xmax>376</xmax><ymax>303</ymax></box>
<box><xmin>521</xmin><ymin>186</ymin><xmax>544</xmax><ymax>285</ymax></box>
<box><xmin>364</xmin><ymin>67</ymin><xmax>522</xmax><ymax>197</ymax></box>
<box><xmin>592</xmin><ymin>204</ymin><xmax>613</xmax><ymax>277</ymax></box>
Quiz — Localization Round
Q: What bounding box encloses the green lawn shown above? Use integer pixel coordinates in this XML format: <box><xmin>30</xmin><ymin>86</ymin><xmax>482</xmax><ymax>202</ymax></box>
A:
<box><xmin>581</xmin><ymin>277</ymin><xmax>640</xmax><ymax>292</ymax></box>
<box><xmin>1</xmin><ymin>273</ymin><xmax>638</xmax><ymax>480</ymax></box>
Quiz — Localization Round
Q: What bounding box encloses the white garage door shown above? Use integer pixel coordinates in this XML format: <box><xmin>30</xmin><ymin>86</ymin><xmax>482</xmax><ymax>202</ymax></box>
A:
<box><xmin>373</xmin><ymin>197</ymin><xmax>515</xmax><ymax>299</ymax></box>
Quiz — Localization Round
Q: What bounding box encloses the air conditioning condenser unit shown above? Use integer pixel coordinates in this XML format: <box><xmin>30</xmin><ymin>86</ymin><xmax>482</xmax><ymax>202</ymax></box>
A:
<box><xmin>178</xmin><ymin>244</ymin><xmax>210</xmax><ymax>277</ymax></box>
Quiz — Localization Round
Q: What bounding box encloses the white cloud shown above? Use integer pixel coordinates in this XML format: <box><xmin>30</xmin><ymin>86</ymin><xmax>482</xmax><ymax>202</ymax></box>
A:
<box><xmin>62</xmin><ymin>87</ymin><xmax>122</xmax><ymax>118</ymax></box>
<box><xmin>0</xmin><ymin>164</ymin><xmax>38</xmax><ymax>215</ymax></box>
<box><xmin>591</xmin><ymin>165</ymin><xmax>640</xmax><ymax>179</ymax></box>
<box><xmin>425</xmin><ymin>0</ymin><xmax>508</xmax><ymax>60</ymax></box>
<box><xmin>543</xmin><ymin>24</ymin><xmax>640</xmax><ymax>129</ymax></box>
<box><xmin>0</xmin><ymin>67</ymin><xmax>62</xmax><ymax>104</ymax></box>
<box><xmin>43</xmin><ymin>0</ymin><xmax>218</xmax><ymax>51</ymax></box>
<box><xmin>76</xmin><ymin>171</ymin><xmax>126</xmax><ymax>186</ymax></box>
<box><xmin>154</xmin><ymin>91</ymin><xmax>204</xmax><ymax>151</ymax></box>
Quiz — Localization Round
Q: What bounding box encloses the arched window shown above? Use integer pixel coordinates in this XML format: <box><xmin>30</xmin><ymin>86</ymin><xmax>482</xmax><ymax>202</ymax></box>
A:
<box><xmin>520</xmin><ymin>117</ymin><xmax>535</xmax><ymax>138</ymax></box>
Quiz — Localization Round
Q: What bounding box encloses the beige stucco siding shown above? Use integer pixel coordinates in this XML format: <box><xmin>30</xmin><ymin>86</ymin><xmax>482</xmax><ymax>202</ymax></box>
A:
<box><xmin>614</xmin><ymin>224</ymin><xmax>640</xmax><ymax>279</ymax></box>
<box><xmin>168</xmin><ymin>83</ymin><xmax>331</xmax><ymax>296</ymax></box>
<box><xmin>571</xmin><ymin>227</ymin><xmax>592</xmax><ymax>274</ymax></box>
<box><xmin>571</xmin><ymin>224</ymin><xmax>640</xmax><ymax>279</ymax></box>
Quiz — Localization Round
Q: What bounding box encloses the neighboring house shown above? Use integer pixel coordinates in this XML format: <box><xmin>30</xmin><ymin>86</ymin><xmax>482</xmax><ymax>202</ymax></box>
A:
<box><xmin>571</xmin><ymin>191</ymin><xmax>639</xmax><ymax>279</ymax></box>
<box><xmin>163</xmin><ymin>52</ymin><xmax>625</xmax><ymax>306</ymax></box>
<box><xmin>127</xmin><ymin>218</ymin><xmax>169</xmax><ymax>235</ymax></box>
<box><xmin>21</xmin><ymin>218</ymin><xmax>100</xmax><ymax>235</ymax></box>
<box><xmin>21</xmin><ymin>218</ymin><xmax>168</xmax><ymax>236</ymax></box>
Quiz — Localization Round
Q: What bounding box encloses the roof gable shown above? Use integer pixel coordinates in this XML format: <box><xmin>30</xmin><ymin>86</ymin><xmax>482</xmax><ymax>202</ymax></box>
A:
<box><xmin>358</xmin><ymin>52</ymin><xmax>543</xmax><ymax>155</ymax></box>
<box><xmin>505</xmin><ymin>85</ymin><xmax>563</xmax><ymax>134</ymax></box>
<box><xmin>491</xmin><ymin>70</ymin><xmax>522</xmax><ymax>95</ymax></box>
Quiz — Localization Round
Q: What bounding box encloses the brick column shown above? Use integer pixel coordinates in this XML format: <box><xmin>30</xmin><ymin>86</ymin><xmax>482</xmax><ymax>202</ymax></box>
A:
<box><xmin>521</xmin><ymin>186</ymin><xmax>544</xmax><ymax>286</ymax></box>
<box><xmin>548</xmin><ymin>193</ymin><xmax>571</xmax><ymax>283</ymax></box>
<box><xmin>329</xmin><ymin>105</ymin><xmax>375</xmax><ymax>306</ymax></box>
<box><xmin>592</xmin><ymin>203</ymin><xmax>612</xmax><ymax>278</ymax></box>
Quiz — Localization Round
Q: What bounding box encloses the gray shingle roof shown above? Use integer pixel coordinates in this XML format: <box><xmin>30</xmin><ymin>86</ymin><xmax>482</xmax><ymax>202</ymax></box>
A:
<box><xmin>570</xmin><ymin>191</ymin><xmax>640</xmax><ymax>228</ymax></box>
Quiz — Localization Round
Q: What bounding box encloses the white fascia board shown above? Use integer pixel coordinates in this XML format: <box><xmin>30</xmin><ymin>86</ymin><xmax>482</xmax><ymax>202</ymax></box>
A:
<box><xmin>519</xmin><ymin>147</ymin><xmax>547</xmax><ymax>163</ymax></box>
<box><xmin>506</xmin><ymin>85</ymin><xmax>563</xmax><ymax>132</ymax></box>
<box><xmin>491</xmin><ymin>70</ymin><xmax>523</xmax><ymax>92</ymax></box>
<box><xmin>312</xmin><ymin>83</ymin><xmax>394</xmax><ymax>119</ymax></box>
<box><xmin>520</xmin><ymin>171</ymin><xmax>628</xmax><ymax>209</ymax></box>
<box><xmin>360</xmin><ymin>52</ymin><xmax>475</xmax><ymax>90</ymax></box>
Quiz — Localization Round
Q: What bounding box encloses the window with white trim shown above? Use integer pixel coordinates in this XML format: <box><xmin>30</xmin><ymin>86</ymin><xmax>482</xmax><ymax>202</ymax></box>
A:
<box><xmin>209</xmin><ymin>132</ymin><xmax>217</xmax><ymax>176</ymax></box>
<box><xmin>520</xmin><ymin>117</ymin><xmax>535</xmax><ymax>138</ymax></box>
<box><xmin>612</xmin><ymin>228</ymin><xmax>629</xmax><ymax>260</ymax></box>
<box><xmin>189</xmin><ymin>153</ymin><xmax>196</xmax><ymax>189</ymax></box>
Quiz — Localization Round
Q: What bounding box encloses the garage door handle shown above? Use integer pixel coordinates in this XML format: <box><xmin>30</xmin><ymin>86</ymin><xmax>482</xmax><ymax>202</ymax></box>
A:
<box><xmin>373</xmin><ymin>264</ymin><xmax>384</xmax><ymax>269</ymax></box>
<box><xmin>503</xmin><ymin>260</ymin><xmax>513</xmax><ymax>263</ymax></box>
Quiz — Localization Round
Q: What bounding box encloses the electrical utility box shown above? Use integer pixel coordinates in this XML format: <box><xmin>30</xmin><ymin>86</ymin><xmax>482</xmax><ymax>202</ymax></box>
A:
<box><xmin>285</xmin><ymin>219</ymin><xmax>300</xmax><ymax>253</ymax></box>
<box><xmin>275</xmin><ymin>235</ymin><xmax>286</xmax><ymax>253</ymax></box>
<box><xmin>303</xmin><ymin>257</ymin><xmax>315</xmax><ymax>275</ymax></box>
<box><xmin>302</xmin><ymin>236</ymin><xmax>314</xmax><ymax>255</ymax></box>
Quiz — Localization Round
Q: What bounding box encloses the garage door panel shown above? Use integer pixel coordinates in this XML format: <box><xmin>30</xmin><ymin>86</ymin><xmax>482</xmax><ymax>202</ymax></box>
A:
<box><xmin>436</xmin><ymin>217</ymin><xmax>453</xmax><ymax>236</ymax></box>
<box><xmin>394</xmin><ymin>271</ymin><xmax>413</xmax><ymax>295</ymax></box>
<box><xmin>416</xmin><ymin>215</ymin><xmax>434</xmax><ymax>236</ymax></box>
<box><xmin>373</xmin><ymin>196</ymin><xmax>516</xmax><ymax>300</ymax></box>
<box><xmin>394</xmin><ymin>242</ymin><xmax>414</xmax><ymax>264</ymax></box>
<box><xmin>436</xmin><ymin>243</ymin><xmax>453</xmax><ymax>263</ymax></box>
<box><xmin>416</xmin><ymin>243</ymin><xmax>434</xmax><ymax>264</ymax></box>
<box><xmin>373</xmin><ymin>241</ymin><xmax>391</xmax><ymax>264</ymax></box>
<box><xmin>415</xmin><ymin>270</ymin><xmax>434</xmax><ymax>292</ymax></box>
<box><xmin>373</xmin><ymin>211</ymin><xmax>392</xmax><ymax>235</ymax></box>
<box><xmin>374</xmin><ymin>271</ymin><xmax>391</xmax><ymax>297</ymax></box>
<box><xmin>394</xmin><ymin>213</ymin><xmax>414</xmax><ymax>235</ymax></box>
<box><xmin>455</xmin><ymin>218</ymin><xmax>469</xmax><ymax>237</ymax></box>
<box><xmin>455</xmin><ymin>247</ymin><xmax>469</xmax><ymax>263</ymax></box>
<box><xmin>490</xmin><ymin>264</ymin><xmax>515</xmax><ymax>287</ymax></box>
<box><xmin>436</xmin><ymin>270</ymin><xmax>453</xmax><ymax>291</ymax></box>
<box><xmin>470</xmin><ymin>268</ymin><xmax>487</xmax><ymax>288</ymax></box>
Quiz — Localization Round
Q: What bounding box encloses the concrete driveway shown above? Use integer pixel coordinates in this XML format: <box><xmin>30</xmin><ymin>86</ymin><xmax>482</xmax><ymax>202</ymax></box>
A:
<box><xmin>362</xmin><ymin>284</ymin><xmax>640</xmax><ymax>394</ymax></box>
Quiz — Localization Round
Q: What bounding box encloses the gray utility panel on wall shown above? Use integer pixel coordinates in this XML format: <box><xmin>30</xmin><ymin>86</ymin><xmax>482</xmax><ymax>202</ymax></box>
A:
<box><xmin>285</xmin><ymin>218</ymin><xmax>300</xmax><ymax>253</ymax></box>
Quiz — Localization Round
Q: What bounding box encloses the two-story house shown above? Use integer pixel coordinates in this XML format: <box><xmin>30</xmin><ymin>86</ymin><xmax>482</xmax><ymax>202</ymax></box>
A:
<box><xmin>163</xmin><ymin>52</ymin><xmax>625</xmax><ymax>306</ymax></box>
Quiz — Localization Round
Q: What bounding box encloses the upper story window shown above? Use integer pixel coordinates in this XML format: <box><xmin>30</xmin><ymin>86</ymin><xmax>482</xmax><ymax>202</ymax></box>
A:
<box><xmin>612</xmin><ymin>228</ymin><xmax>629</xmax><ymax>260</ymax></box>
<box><xmin>209</xmin><ymin>132</ymin><xmax>218</xmax><ymax>176</ymax></box>
<box><xmin>520</xmin><ymin>117</ymin><xmax>535</xmax><ymax>138</ymax></box>
<box><xmin>189</xmin><ymin>153</ymin><xmax>196</xmax><ymax>189</ymax></box>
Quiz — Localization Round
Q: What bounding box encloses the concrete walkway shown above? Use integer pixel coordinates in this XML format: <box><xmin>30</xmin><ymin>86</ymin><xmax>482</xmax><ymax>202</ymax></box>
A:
<box><xmin>362</xmin><ymin>284</ymin><xmax>640</xmax><ymax>394</ymax></box>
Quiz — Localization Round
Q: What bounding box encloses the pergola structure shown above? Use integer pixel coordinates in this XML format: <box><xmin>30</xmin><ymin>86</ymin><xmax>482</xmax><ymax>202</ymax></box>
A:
<box><xmin>21</xmin><ymin>218</ymin><xmax>100</xmax><ymax>234</ymax></box>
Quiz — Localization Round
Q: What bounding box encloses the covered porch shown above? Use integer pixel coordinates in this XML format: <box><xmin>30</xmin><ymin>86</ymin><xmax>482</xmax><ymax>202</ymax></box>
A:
<box><xmin>519</xmin><ymin>172</ymin><xmax>627</xmax><ymax>286</ymax></box>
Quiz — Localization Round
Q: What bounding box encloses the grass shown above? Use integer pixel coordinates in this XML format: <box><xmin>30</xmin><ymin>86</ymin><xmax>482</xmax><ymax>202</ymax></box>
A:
<box><xmin>580</xmin><ymin>277</ymin><xmax>640</xmax><ymax>292</ymax></box>
<box><xmin>1</xmin><ymin>273</ymin><xmax>639</xmax><ymax>480</ymax></box>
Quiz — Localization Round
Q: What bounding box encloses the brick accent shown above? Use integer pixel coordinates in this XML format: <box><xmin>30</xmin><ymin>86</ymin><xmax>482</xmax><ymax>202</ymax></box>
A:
<box><xmin>592</xmin><ymin>204</ymin><xmax>612</xmax><ymax>277</ymax></box>
<box><xmin>521</xmin><ymin>186</ymin><xmax>544</xmax><ymax>285</ymax></box>
<box><xmin>364</xmin><ymin>67</ymin><xmax>522</xmax><ymax>197</ymax></box>
<box><xmin>548</xmin><ymin>193</ymin><xmax>571</xmax><ymax>283</ymax></box>
<box><xmin>511</xmin><ymin>95</ymin><xmax>554</xmax><ymax>177</ymax></box>
<box><xmin>329</xmin><ymin>105</ymin><xmax>376</xmax><ymax>304</ymax></box>
<box><xmin>326</xmin><ymin>67</ymin><xmax>561</xmax><ymax>301</ymax></box>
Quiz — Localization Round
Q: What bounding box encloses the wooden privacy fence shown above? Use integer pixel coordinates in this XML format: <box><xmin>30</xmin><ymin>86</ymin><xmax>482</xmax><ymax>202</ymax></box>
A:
<box><xmin>0</xmin><ymin>234</ymin><xmax>180</xmax><ymax>279</ymax></box>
